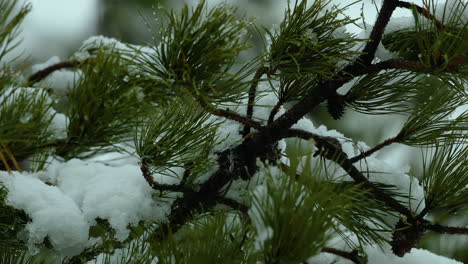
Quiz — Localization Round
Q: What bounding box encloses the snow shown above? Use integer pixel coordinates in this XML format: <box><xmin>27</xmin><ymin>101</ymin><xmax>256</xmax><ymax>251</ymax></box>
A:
<box><xmin>0</xmin><ymin>158</ymin><xmax>169</xmax><ymax>256</ymax></box>
<box><xmin>0</xmin><ymin>171</ymin><xmax>88</xmax><ymax>256</ymax></box>
<box><xmin>309</xmin><ymin>244</ymin><xmax>463</xmax><ymax>264</ymax></box>
<box><xmin>366</xmin><ymin>246</ymin><xmax>463</xmax><ymax>264</ymax></box>
<box><xmin>76</xmin><ymin>36</ymin><xmax>156</xmax><ymax>61</ymax></box>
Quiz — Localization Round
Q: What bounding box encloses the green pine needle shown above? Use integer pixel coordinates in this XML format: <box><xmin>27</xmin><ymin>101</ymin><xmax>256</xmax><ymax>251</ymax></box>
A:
<box><xmin>0</xmin><ymin>0</ymin><xmax>31</xmax><ymax>63</ymax></box>
<box><xmin>422</xmin><ymin>139</ymin><xmax>468</xmax><ymax>211</ymax></box>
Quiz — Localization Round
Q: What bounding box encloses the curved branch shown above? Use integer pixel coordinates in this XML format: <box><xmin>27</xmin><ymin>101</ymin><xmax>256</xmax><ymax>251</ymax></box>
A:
<box><xmin>284</xmin><ymin>128</ymin><xmax>412</xmax><ymax>217</ymax></box>
<box><xmin>268</xmin><ymin>99</ymin><xmax>285</xmax><ymax>124</ymax></box>
<box><xmin>27</xmin><ymin>60</ymin><xmax>83</xmax><ymax>86</ymax></box>
<box><xmin>244</xmin><ymin>67</ymin><xmax>266</xmax><ymax>135</ymax></box>
<box><xmin>396</xmin><ymin>1</ymin><xmax>445</xmax><ymax>30</ymax></box>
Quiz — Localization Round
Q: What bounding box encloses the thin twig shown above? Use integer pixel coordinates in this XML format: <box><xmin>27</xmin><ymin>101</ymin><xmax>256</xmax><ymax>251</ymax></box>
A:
<box><xmin>0</xmin><ymin>142</ymin><xmax>22</xmax><ymax>172</ymax></box>
<box><xmin>396</xmin><ymin>1</ymin><xmax>445</xmax><ymax>29</ymax></box>
<box><xmin>0</xmin><ymin>149</ymin><xmax>12</xmax><ymax>174</ymax></box>
<box><xmin>152</xmin><ymin>183</ymin><xmax>195</xmax><ymax>193</ymax></box>
<box><xmin>244</xmin><ymin>67</ymin><xmax>266</xmax><ymax>135</ymax></box>
<box><xmin>322</xmin><ymin>247</ymin><xmax>362</xmax><ymax>264</ymax></box>
<box><xmin>194</xmin><ymin>93</ymin><xmax>263</xmax><ymax>130</ymax></box>
<box><xmin>27</xmin><ymin>60</ymin><xmax>83</xmax><ymax>85</ymax></box>
<box><xmin>368</xmin><ymin>59</ymin><xmax>427</xmax><ymax>73</ymax></box>
<box><xmin>212</xmin><ymin>108</ymin><xmax>263</xmax><ymax>130</ymax></box>
<box><xmin>216</xmin><ymin>196</ymin><xmax>249</xmax><ymax>214</ymax></box>
<box><xmin>350</xmin><ymin>136</ymin><xmax>399</xmax><ymax>163</ymax></box>
<box><xmin>426</xmin><ymin>224</ymin><xmax>468</xmax><ymax>235</ymax></box>
<box><xmin>284</xmin><ymin>128</ymin><xmax>412</xmax><ymax>217</ymax></box>
<box><xmin>268</xmin><ymin>99</ymin><xmax>285</xmax><ymax>124</ymax></box>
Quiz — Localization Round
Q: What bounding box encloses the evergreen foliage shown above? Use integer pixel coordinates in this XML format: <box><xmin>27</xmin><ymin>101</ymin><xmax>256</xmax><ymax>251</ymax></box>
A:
<box><xmin>0</xmin><ymin>0</ymin><xmax>467</xmax><ymax>263</ymax></box>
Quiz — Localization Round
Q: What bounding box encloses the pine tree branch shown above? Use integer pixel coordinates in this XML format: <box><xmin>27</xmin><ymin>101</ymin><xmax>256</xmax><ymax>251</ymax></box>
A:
<box><xmin>426</xmin><ymin>224</ymin><xmax>468</xmax><ymax>235</ymax></box>
<box><xmin>251</xmin><ymin>0</ymin><xmax>401</xmax><ymax>137</ymax></box>
<box><xmin>268</xmin><ymin>99</ymin><xmax>285</xmax><ymax>124</ymax></box>
<box><xmin>193</xmin><ymin>92</ymin><xmax>263</xmax><ymax>130</ymax></box>
<box><xmin>140</xmin><ymin>158</ymin><xmax>154</xmax><ymax>186</ymax></box>
<box><xmin>284</xmin><ymin>128</ymin><xmax>412</xmax><ymax>217</ymax></box>
<box><xmin>322</xmin><ymin>247</ymin><xmax>362</xmax><ymax>264</ymax></box>
<box><xmin>152</xmin><ymin>183</ymin><xmax>195</xmax><ymax>194</ymax></box>
<box><xmin>350</xmin><ymin>136</ymin><xmax>400</xmax><ymax>163</ymax></box>
<box><xmin>147</xmin><ymin>147</ymin><xmax>250</xmax><ymax>242</ymax></box>
<box><xmin>396</xmin><ymin>1</ymin><xmax>445</xmax><ymax>30</ymax></box>
<box><xmin>212</xmin><ymin>108</ymin><xmax>263</xmax><ymax>130</ymax></box>
<box><xmin>216</xmin><ymin>196</ymin><xmax>249</xmax><ymax>214</ymax></box>
<box><xmin>244</xmin><ymin>67</ymin><xmax>266</xmax><ymax>135</ymax></box>
<box><xmin>27</xmin><ymin>60</ymin><xmax>84</xmax><ymax>86</ymax></box>
<box><xmin>447</xmin><ymin>53</ymin><xmax>468</xmax><ymax>69</ymax></box>
<box><xmin>358</xmin><ymin>0</ymin><xmax>399</xmax><ymax>66</ymax></box>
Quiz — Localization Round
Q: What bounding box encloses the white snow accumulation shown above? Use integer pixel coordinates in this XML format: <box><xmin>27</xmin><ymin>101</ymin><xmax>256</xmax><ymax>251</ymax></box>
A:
<box><xmin>0</xmin><ymin>159</ymin><xmax>167</xmax><ymax>257</ymax></box>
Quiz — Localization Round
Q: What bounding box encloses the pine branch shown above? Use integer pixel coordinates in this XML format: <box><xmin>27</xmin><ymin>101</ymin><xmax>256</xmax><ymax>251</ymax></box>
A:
<box><xmin>212</xmin><ymin>108</ymin><xmax>263</xmax><ymax>130</ymax></box>
<box><xmin>396</xmin><ymin>1</ymin><xmax>445</xmax><ymax>30</ymax></box>
<box><xmin>322</xmin><ymin>247</ymin><xmax>363</xmax><ymax>264</ymax></box>
<box><xmin>260</xmin><ymin>0</ymin><xmax>407</xmax><ymax>136</ymax></box>
<box><xmin>27</xmin><ymin>60</ymin><xmax>84</xmax><ymax>85</ymax></box>
<box><xmin>152</xmin><ymin>183</ymin><xmax>195</xmax><ymax>194</ymax></box>
<box><xmin>350</xmin><ymin>136</ymin><xmax>400</xmax><ymax>163</ymax></box>
<box><xmin>267</xmin><ymin>99</ymin><xmax>285</xmax><ymax>124</ymax></box>
<box><xmin>216</xmin><ymin>197</ymin><xmax>249</xmax><ymax>214</ymax></box>
<box><xmin>194</xmin><ymin>92</ymin><xmax>263</xmax><ymax>130</ymax></box>
<box><xmin>358</xmin><ymin>0</ymin><xmax>398</xmax><ymax>66</ymax></box>
<box><xmin>141</xmin><ymin>159</ymin><xmax>195</xmax><ymax>193</ymax></box>
<box><xmin>244</xmin><ymin>67</ymin><xmax>266</xmax><ymax>135</ymax></box>
<box><xmin>284</xmin><ymin>128</ymin><xmax>412</xmax><ymax>217</ymax></box>
<box><xmin>426</xmin><ymin>224</ymin><xmax>468</xmax><ymax>235</ymax></box>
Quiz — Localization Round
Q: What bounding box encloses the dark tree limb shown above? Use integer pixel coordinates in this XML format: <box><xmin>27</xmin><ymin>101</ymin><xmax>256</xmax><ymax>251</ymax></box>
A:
<box><xmin>212</xmin><ymin>108</ymin><xmax>263</xmax><ymax>130</ymax></box>
<box><xmin>216</xmin><ymin>196</ymin><xmax>249</xmax><ymax>214</ymax></box>
<box><xmin>268</xmin><ymin>99</ymin><xmax>285</xmax><ymax>124</ymax></box>
<box><xmin>193</xmin><ymin>93</ymin><xmax>264</xmax><ymax>130</ymax></box>
<box><xmin>426</xmin><ymin>224</ymin><xmax>468</xmax><ymax>235</ymax></box>
<box><xmin>350</xmin><ymin>136</ymin><xmax>400</xmax><ymax>163</ymax></box>
<box><xmin>396</xmin><ymin>1</ymin><xmax>445</xmax><ymax>29</ymax></box>
<box><xmin>284</xmin><ymin>128</ymin><xmax>412</xmax><ymax>217</ymax></box>
<box><xmin>27</xmin><ymin>60</ymin><xmax>84</xmax><ymax>85</ymax></box>
<box><xmin>244</xmin><ymin>67</ymin><xmax>266</xmax><ymax>135</ymax></box>
<box><xmin>322</xmin><ymin>247</ymin><xmax>363</xmax><ymax>264</ymax></box>
<box><xmin>358</xmin><ymin>0</ymin><xmax>399</xmax><ymax>66</ymax></box>
<box><xmin>266</xmin><ymin>0</ymin><xmax>400</xmax><ymax>138</ymax></box>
